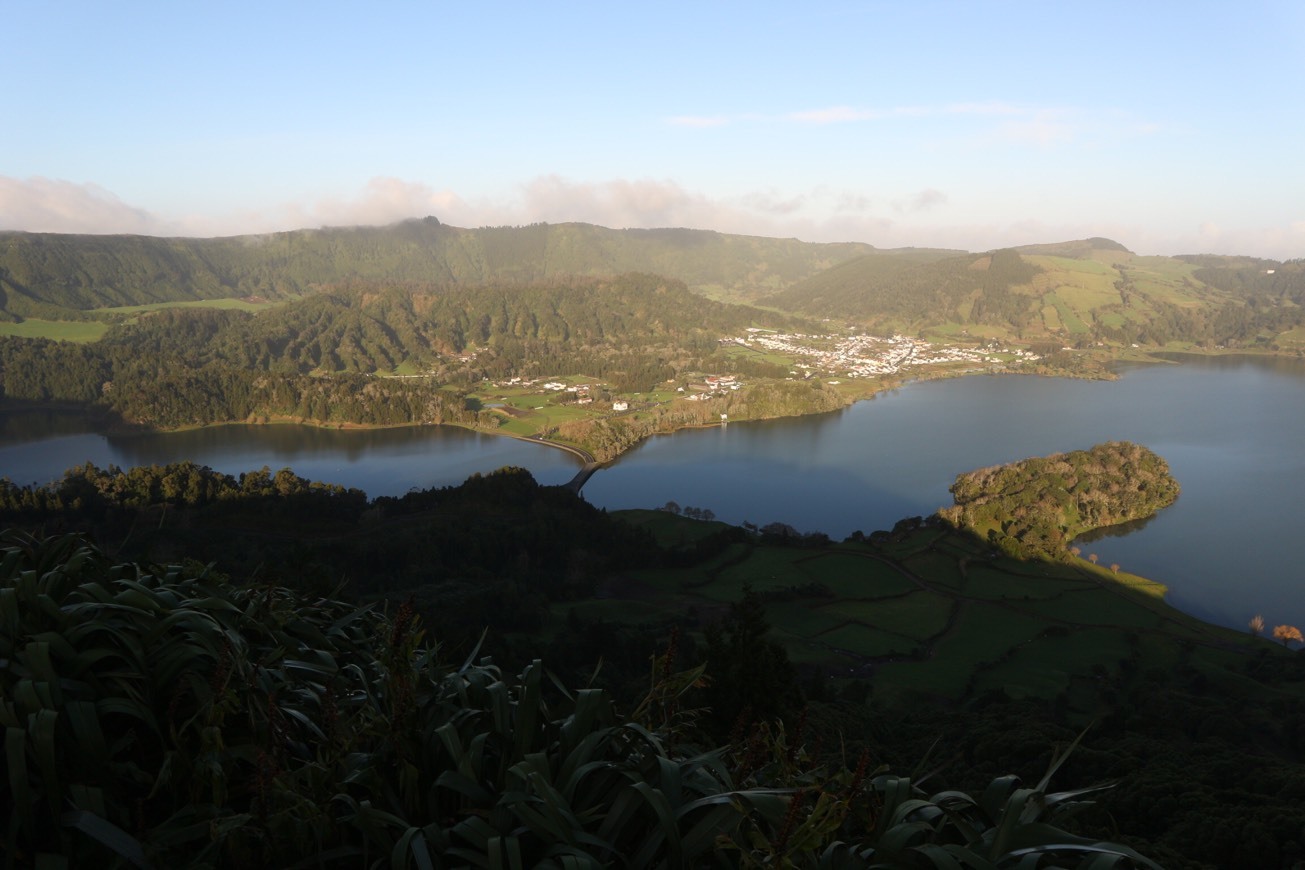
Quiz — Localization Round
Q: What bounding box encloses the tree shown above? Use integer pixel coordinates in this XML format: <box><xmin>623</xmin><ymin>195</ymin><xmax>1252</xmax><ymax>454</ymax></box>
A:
<box><xmin>1249</xmin><ymin>614</ymin><xmax>1265</xmax><ymax>637</ymax></box>
<box><xmin>1110</xmin><ymin>563</ymin><xmax>1120</xmax><ymax>574</ymax></box>
<box><xmin>1272</xmin><ymin>624</ymin><xmax>1303</xmax><ymax>648</ymax></box>
<box><xmin>1088</xmin><ymin>553</ymin><xmax>1099</xmax><ymax>565</ymax></box>
<box><xmin>701</xmin><ymin>587</ymin><xmax>803</xmax><ymax>738</ymax></box>
<box><xmin>661</xmin><ymin>500</ymin><xmax>681</xmax><ymax>515</ymax></box>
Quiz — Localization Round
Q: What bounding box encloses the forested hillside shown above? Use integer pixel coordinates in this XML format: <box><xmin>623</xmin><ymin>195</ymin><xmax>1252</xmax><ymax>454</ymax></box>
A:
<box><xmin>0</xmin><ymin>219</ymin><xmax>875</xmax><ymax>318</ymax></box>
<box><xmin>0</xmin><ymin>274</ymin><xmax>806</xmax><ymax>429</ymax></box>
<box><xmin>762</xmin><ymin>238</ymin><xmax>1305</xmax><ymax>350</ymax></box>
<box><xmin>4</xmin><ymin>222</ymin><xmax>1302</xmax><ymax>353</ymax></box>
<box><xmin>760</xmin><ymin>248</ymin><xmax>1041</xmax><ymax>331</ymax></box>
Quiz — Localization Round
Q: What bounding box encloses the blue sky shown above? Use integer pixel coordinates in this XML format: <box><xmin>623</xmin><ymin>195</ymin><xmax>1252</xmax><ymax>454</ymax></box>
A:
<box><xmin>4</xmin><ymin>1</ymin><xmax>1303</xmax><ymax>257</ymax></box>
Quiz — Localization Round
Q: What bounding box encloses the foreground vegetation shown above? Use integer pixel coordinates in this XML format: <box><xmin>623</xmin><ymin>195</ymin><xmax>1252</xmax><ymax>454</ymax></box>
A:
<box><xmin>3</xmin><ymin>530</ymin><xmax>1165</xmax><ymax>869</ymax></box>
<box><xmin>2</xmin><ymin>461</ymin><xmax>1305</xmax><ymax>867</ymax></box>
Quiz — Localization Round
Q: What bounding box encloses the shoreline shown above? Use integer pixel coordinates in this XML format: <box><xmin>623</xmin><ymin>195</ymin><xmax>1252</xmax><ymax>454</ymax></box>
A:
<box><xmin>4</xmin><ymin>345</ymin><xmax>1298</xmax><ymax>469</ymax></box>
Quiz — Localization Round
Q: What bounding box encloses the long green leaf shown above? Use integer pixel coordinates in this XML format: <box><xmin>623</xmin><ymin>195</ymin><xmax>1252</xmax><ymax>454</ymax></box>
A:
<box><xmin>62</xmin><ymin>810</ymin><xmax>151</xmax><ymax>869</ymax></box>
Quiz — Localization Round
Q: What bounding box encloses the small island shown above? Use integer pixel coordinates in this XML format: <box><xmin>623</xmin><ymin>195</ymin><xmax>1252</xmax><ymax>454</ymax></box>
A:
<box><xmin>937</xmin><ymin>441</ymin><xmax>1180</xmax><ymax>560</ymax></box>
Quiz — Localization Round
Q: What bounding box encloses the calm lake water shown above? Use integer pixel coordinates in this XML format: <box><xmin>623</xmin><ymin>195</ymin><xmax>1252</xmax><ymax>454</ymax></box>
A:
<box><xmin>1</xmin><ymin>354</ymin><xmax>1302</xmax><ymax>632</ymax></box>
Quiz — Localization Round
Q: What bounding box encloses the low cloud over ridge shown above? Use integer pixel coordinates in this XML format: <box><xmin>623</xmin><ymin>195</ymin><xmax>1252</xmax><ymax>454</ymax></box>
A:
<box><xmin>2</xmin><ymin>174</ymin><xmax>1300</xmax><ymax>260</ymax></box>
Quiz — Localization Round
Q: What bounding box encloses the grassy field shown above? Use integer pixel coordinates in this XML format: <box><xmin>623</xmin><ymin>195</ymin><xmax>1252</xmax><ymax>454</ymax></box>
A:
<box><xmin>96</xmin><ymin>296</ymin><xmax>293</xmax><ymax>316</ymax></box>
<box><xmin>0</xmin><ymin>296</ymin><xmax>293</xmax><ymax>343</ymax></box>
<box><xmin>473</xmin><ymin>380</ymin><xmax>609</xmax><ymax>435</ymax></box>
<box><xmin>567</xmin><ymin>512</ymin><xmax>1272</xmax><ymax>709</ymax></box>
<box><xmin>0</xmin><ymin>319</ymin><xmax>109</xmax><ymax>342</ymax></box>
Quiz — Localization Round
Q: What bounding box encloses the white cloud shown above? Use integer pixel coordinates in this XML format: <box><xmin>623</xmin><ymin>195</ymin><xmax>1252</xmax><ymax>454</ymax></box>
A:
<box><xmin>893</xmin><ymin>188</ymin><xmax>948</xmax><ymax>214</ymax></box>
<box><xmin>0</xmin><ymin>176</ymin><xmax>168</xmax><ymax>235</ymax></box>
<box><xmin>516</xmin><ymin>175</ymin><xmax>779</xmax><ymax>232</ymax></box>
<box><xmin>4</xmin><ymin>174</ymin><xmax>1299</xmax><ymax>261</ymax></box>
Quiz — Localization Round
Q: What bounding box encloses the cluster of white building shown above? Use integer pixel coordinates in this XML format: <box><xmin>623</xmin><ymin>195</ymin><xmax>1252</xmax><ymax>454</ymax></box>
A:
<box><xmin>733</xmin><ymin>329</ymin><xmax>1038</xmax><ymax>378</ymax></box>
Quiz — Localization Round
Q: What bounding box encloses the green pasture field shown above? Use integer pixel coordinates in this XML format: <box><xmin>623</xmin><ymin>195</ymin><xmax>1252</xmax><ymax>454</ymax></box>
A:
<box><xmin>973</xmin><ymin>627</ymin><xmax>1132</xmax><ymax>699</ymax></box>
<box><xmin>98</xmin><ymin>296</ymin><xmax>291</xmax><ymax>316</ymax></box>
<box><xmin>707</xmin><ymin>549</ymin><xmax>820</xmax><ymax>600</ymax></box>
<box><xmin>1028</xmin><ymin>255</ymin><xmax>1117</xmax><ymax>278</ymax></box>
<box><xmin>542</xmin><ymin>513</ymin><xmax>1281</xmax><ymax>706</ymax></box>
<box><xmin>1123</xmin><ymin>256</ymin><xmax>1204</xmax><ymax>290</ymax></box>
<box><xmin>794</xmin><ymin>552</ymin><xmax>918</xmax><ymax>598</ymax></box>
<box><xmin>768</xmin><ymin>607</ymin><xmax>854</xmax><ymax>641</ymax></box>
<box><xmin>1276</xmin><ymin>327</ymin><xmax>1305</xmax><ymax>346</ymax></box>
<box><xmin>960</xmin><ymin>564</ymin><xmax>1093</xmax><ymax>601</ymax></box>
<box><xmin>389</xmin><ymin>360</ymin><xmax>423</xmax><ymax>376</ymax></box>
<box><xmin>721</xmin><ymin>344</ymin><xmax>795</xmax><ymax>368</ymax></box>
<box><xmin>1025</xmin><ymin>257</ymin><xmax>1120</xmax><ymax>309</ymax></box>
<box><xmin>0</xmin><ymin>319</ymin><xmax>109</xmax><ymax>342</ymax></box>
<box><xmin>1040</xmin><ymin>303</ymin><xmax>1063</xmax><ymax>333</ymax></box>
<box><xmin>1020</xmin><ymin>587</ymin><xmax>1167</xmax><ymax>629</ymax></box>
<box><xmin>897</xmin><ymin>550</ymin><xmax>966</xmax><ymax>590</ymax></box>
<box><xmin>1132</xmin><ymin>276</ymin><xmax>1209</xmax><ymax>307</ymax></box>
<box><xmin>477</xmin><ymin>385</ymin><xmax>608</xmax><ymax>434</ymax></box>
<box><xmin>634</xmin><ymin>389</ymin><xmax>681</xmax><ymax>404</ymax></box>
<box><xmin>1046</xmin><ymin>293</ymin><xmax>1090</xmax><ymax>334</ymax></box>
<box><xmin>806</xmin><ymin>623</ymin><xmax>919</xmax><ymax>660</ymax></box>
<box><xmin>924</xmin><ymin>321</ymin><xmax>1012</xmax><ymax>342</ymax></box>
<box><xmin>1084</xmin><ymin>565</ymin><xmax>1166</xmax><ymax>598</ymax></box>
<box><xmin>873</xmin><ymin>606</ymin><xmax>1049</xmax><ymax>698</ymax></box>
<box><xmin>816</xmin><ymin>591</ymin><xmax>953</xmax><ymax>640</ymax></box>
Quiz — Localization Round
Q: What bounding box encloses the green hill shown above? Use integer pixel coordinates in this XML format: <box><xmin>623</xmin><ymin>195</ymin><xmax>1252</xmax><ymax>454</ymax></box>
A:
<box><xmin>762</xmin><ymin>238</ymin><xmax>1305</xmax><ymax>349</ymax></box>
<box><xmin>3</xmin><ymin>224</ymin><xmax>1301</xmax><ymax>355</ymax></box>
<box><xmin>0</xmin><ymin>219</ymin><xmax>875</xmax><ymax>319</ymax></box>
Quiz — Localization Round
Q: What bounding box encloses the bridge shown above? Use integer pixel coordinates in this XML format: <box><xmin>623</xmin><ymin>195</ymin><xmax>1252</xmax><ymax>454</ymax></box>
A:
<box><xmin>563</xmin><ymin>462</ymin><xmax>602</xmax><ymax>495</ymax></box>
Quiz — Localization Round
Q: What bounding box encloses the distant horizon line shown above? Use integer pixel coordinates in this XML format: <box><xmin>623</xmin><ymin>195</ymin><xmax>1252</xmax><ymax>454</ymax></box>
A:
<box><xmin>4</xmin><ymin>217</ymin><xmax>1293</xmax><ymax>263</ymax></box>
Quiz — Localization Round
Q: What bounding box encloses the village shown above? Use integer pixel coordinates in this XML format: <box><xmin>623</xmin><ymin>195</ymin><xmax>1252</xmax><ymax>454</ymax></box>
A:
<box><xmin>483</xmin><ymin>330</ymin><xmax>1040</xmax><ymax>413</ymax></box>
<box><xmin>729</xmin><ymin>328</ymin><xmax>1040</xmax><ymax>379</ymax></box>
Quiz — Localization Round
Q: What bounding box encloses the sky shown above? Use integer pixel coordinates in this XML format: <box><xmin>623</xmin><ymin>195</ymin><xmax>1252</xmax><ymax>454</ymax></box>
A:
<box><xmin>3</xmin><ymin>1</ymin><xmax>1304</xmax><ymax>258</ymax></box>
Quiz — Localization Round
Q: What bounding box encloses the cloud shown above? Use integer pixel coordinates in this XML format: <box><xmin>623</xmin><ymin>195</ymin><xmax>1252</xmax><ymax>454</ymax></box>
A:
<box><xmin>893</xmin><ymin>188</ymin><xmax>948</xmax><ymax>214</ymax></box>
<box><xmin>739</xmin><ymin>190</ymin><xmax>807</xmax><ymax>215</ymax></box>
<box><xmin>517</xmin><ymin>176</ymin><xmax>748</xmax><ymax>230</ymax></box>
<box><xmin>510</xmin><ymin>176</ymin><xmax>902</xmax><ymax>243</ymax></box>
<box><xmin>284</xmin><ymin>178</ymin><xmax>473</xmax><ymax>230</ymax></box>
<box><xmin>0</xmin><ymin>176</ymin><xmax>168</xmax><ymax>235</ymax></box>
<box><xmin>833</xmin><ymin>192</ymin><xmax>873</xmax><ymax>212</ymax></box>
<box><xmin>5</xmin><ymin>174</ymin><xmax>1297</xmax><ymax>261</ymax></box>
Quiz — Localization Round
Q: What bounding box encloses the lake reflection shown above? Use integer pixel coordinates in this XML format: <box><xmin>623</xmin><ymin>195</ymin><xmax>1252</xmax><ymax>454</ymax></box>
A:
<box><xmin>583</xmin><ymin>356</ymin><xmax>1305</xmax><ymax>632</ymax></box>
<box><xmin>1</xmin><ymin>355</ymin><xmax>1303</xmax><ymax>633</ymax></box>
<box><xmin>0</xmin><ymin>421</ymin><xmax>583</xmax><ymax>493</ymax></box>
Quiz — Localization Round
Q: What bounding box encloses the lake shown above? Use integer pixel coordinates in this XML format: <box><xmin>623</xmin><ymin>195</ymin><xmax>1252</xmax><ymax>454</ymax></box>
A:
<box><xmin>2</xmin><ymin>354</ymin><xmax>1302</xmax><ymax>633</ymax></box>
